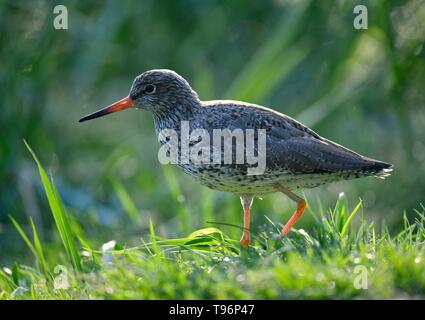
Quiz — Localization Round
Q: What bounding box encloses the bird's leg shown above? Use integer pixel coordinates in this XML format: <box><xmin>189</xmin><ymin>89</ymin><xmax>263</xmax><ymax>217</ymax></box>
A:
<box><xmin>274</xmin><ymin>183</ymin><xmax>307</xmax><ymax>237</ymax></box>
<box><xmin>240</xmin><ymin>195</ymin><xmax>254</xmax><ymax>247</ymax></box>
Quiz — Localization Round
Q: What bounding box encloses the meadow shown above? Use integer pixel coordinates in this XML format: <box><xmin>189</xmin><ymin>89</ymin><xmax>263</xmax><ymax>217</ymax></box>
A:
<box><xmin>1</xmin><ymin>0</ymin><xmax>424</xmax><ymax>299</ymax></box>
<box><xmin>1</xmin><ymin>143</ymin><xmax>424</xmax><ymax>299</ymax></box>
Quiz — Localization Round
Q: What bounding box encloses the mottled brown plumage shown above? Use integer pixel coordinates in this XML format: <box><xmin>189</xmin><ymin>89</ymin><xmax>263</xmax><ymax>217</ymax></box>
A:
<box><xmin>80</xmin><ymin>69</ymin><xmax>393</xmax><ymax>246</ymax></box>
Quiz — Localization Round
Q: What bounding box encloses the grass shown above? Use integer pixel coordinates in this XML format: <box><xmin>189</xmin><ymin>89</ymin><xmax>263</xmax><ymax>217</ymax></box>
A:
<box><xmin>0</xmin><ymin>145</ymin><xmax>424</xmax><ymax>300</ymax></box>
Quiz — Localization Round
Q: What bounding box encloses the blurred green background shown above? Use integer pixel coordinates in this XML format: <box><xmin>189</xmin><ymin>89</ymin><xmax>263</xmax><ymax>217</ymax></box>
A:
<box><xmin>1</xmin><ymin>0</ymin><xmax>424</xmax><ymax>265</ymax></box>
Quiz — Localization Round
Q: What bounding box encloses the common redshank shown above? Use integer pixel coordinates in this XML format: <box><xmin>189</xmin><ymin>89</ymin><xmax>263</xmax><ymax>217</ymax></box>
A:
<box><xmin>79</xmin><ymin>69</ymin><xmax>393</xmax><ymax>246</ymax></box>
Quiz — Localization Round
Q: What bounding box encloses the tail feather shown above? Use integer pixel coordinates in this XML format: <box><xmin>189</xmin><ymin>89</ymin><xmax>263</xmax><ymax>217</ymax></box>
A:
<box><xmin>359</xmin><ymin>159</ymin><xmax>393</xmax><ymax>178</ymax></box>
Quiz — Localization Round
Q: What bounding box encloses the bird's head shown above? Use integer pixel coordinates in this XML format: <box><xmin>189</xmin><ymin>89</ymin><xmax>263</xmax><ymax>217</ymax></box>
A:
<box><xmin>79</xmin><ymin>69</ymin><xmax>199</xmax><ymax>122</ymax></box>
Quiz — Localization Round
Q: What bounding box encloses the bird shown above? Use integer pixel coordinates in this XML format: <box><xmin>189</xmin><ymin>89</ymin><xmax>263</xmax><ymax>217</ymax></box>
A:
<box><xmin>79</xmin><ymin>69</ymin><xmax>393</xmax><ymax>246</ymax></box>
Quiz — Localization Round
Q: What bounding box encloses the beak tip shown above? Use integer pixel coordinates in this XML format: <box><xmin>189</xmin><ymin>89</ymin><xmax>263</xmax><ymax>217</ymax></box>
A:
<box><xmin>78</xmin><ymin>96</ymin><xmax>133</xmax><ymax>123</ymax></box>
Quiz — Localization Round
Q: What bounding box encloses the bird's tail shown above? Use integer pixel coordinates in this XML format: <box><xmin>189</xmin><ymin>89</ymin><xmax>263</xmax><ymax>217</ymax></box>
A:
<box><xmin>359</xmin><ymin>159</ymin><xmax>393</xmax><ymax>179</ymax></box>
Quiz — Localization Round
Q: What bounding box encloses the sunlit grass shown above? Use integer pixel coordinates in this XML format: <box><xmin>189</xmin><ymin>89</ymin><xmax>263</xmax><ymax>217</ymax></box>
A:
<box><xmin>23</xmin><ymin>140</ymin><xmax>82</xmax><ymax>272</ymax></box>
<box><xmin>1</xmin><ymin>144</ymin><xmax>424</xmax><ymax>299</ymax></box>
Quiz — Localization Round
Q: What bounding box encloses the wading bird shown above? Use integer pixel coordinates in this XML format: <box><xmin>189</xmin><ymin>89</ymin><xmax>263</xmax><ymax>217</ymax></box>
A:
<box><xmin>79</xmin><ymin>69</ymin><xmax>392</xmax><ymax>246</ymax></box>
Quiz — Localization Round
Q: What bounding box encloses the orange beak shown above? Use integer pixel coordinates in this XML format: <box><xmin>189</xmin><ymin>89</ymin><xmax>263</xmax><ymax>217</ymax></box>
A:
<box><xmin>78</xmin><ymin>97</ymin><xmax>134</xmax><ymax>123</ymax></box>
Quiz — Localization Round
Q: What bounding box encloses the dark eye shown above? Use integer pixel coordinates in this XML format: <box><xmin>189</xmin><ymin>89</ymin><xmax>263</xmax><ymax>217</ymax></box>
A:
<box><xmin>145</xmin><ymin>84</ymin><xmax>156</xmax><ymax>94</ymax></box>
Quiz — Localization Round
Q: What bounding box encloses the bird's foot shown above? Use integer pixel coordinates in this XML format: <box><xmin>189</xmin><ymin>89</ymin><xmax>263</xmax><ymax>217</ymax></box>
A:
<box><xmin>240</xmin><ymin>232</ymin><xmax>251</xmax><ymax>247</ymax></box>
<box><xmin>279</xmin><ymin>226</ymin><xmax>290</xmax><ymax>239</ymax></box>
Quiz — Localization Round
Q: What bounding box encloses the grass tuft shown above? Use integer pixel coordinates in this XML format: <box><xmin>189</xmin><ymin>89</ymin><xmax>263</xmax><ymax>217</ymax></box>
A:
<box><xmin>23</xmin><ymin>140</ymin><xmax>82</xmax><ymax>272</ymax></box>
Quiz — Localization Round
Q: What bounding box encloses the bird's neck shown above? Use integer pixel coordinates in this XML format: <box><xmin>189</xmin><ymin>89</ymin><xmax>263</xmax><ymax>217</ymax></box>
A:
<box><xmin>152</xmin><ymin>100</ymin><xmax>201</xmax><ymax>135</ymax></box>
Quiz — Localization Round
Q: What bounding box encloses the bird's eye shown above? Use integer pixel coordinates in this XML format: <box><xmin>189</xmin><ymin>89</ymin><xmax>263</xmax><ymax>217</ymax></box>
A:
<box><xmin>145</xmin><ymin>84</ymin><xmax>156</xmax><ymax>94</ymax></box>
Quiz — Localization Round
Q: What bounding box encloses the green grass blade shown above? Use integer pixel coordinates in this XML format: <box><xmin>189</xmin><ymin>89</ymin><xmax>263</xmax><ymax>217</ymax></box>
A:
<box><xmin>187</xmin><ymin>227</ymin><xmax>224</xmax><ymax>242</ymax></box>
<box><xmin>9</xmin><ymin>216</ymin><xmax>37</xmax><ymax>258</ymax></box>
<box><xmin>341</xmin><ymin>199</ymin><xmax>363</xmax><ymax>237</ymax></box>
<box><xmin>30</xmin><ymin>218</ymin><xmax>49</xmax><ymax>280</ymax></box>
<box><xmin>149</xmin><ymin>219</ymin><xmax>159</xmax><ymax>254</ymax></box>
<box><xmin>24</xmin><ymin>140</ymin><xmax>82</xmax><ymax>272</ymax></box>
<box><xmin>78</xmin><ymin>235</ymin><xmax>102</xmax><ymax>267</ymax></box>
<box><xmin>51</xmin><ymin>178</ymin><xmax>82</xmax><ymax>272</ymax></box>
<box><xmin>9</xmin><ymin>216</ymin><xmax>50</xmax><ymax>281</ymax></box>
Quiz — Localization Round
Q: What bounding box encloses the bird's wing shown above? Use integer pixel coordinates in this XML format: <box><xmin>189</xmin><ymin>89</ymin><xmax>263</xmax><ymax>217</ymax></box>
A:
<box><xmin>264</xmin><ymin>112</ymin><xmax>390</xmax><ymax>174</ymax></box>
<box><xmin>201</xmin><ymin>101</ymin><xmax>391</xmax><ymax>175</ymax></box>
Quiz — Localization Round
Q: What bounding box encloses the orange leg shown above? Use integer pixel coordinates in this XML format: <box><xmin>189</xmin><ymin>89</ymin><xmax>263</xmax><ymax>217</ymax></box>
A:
<box><xmin>274</xmin><ymin>183</ymin><xmax>307</xmax><ymax>237</ymax></box>
<box><xmin>240</xmin><ymin>195</ymin><xmax>253</xmax><ymax>247</ymax></box>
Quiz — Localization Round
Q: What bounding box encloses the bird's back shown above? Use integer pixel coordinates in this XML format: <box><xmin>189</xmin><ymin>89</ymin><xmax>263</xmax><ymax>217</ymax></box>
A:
<box><xmin>195</xmin><ymin>100</ymin><xmax>393</xmax><ymax>188</ymax></box>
